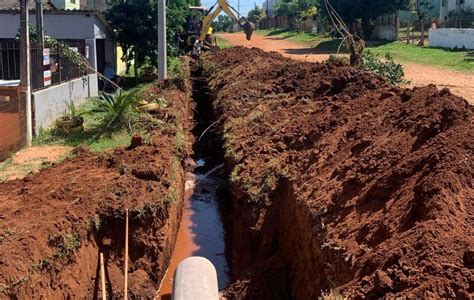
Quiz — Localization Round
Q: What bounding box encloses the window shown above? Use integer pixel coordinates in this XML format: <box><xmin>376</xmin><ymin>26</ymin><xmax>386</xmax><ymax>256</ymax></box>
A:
<box><xmin>71</xmin><ymin>0</ymin><xmax>76</xmax><ymax>3</ymax></box>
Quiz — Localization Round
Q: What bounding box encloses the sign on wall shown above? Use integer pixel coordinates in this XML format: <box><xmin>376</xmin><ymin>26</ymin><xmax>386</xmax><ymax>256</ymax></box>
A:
<box><xmin>43</xmin><ymin>48</ymin><xmax>50</xmax><ymax>66</ymax></box>
<box><xmin>43</xmin><ymin>70</ymin><xmax>51</xmax><ymax>86</ymax></box>
<box><xmin>43</xmin><ymin>48</ymin><xmax>51</xmax><ymax>86</ymax></box>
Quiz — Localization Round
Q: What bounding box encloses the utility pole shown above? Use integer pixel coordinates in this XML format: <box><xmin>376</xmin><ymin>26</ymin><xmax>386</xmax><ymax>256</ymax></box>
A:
<box><xmin>157</xmin><ymin>0</ymin><xmax>167</xmax><ymax>80</ymax></box>
<box><xmin>35</xmin><ymin>0</ymin><xmax>44</xmax><ymax>46</ymax></box>
<box><xmin>36</xmin><ymin>0</ymin><xmax>44</xmax><ymax>89</ymax></box>
<box><xmin>20</xmin><ymin>0</ymin><xmax>32</xmax><ymax>147</ymax></box>
<box><xmin>238</xmin><ymin>0</ymin><xmax>240</xmax><ymax>17</ymax></box>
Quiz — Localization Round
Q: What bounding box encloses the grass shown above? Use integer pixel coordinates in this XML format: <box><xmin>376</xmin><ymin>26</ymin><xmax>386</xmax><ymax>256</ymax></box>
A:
<box><xmin>33</xmin><ymin>83</ymin><xmax>152</xmax><ymax>152</ymax></box>
<box><xmin>366</xmin><ymin>42</ymin><xmax>474</xmax><ymax>74</ymax></box>
<box><xmin>256</xmin><ymin>28</ymin><xmax>330</xmax><ymax>44</ymax></box>
<box><xmin>216</xmin><ymin>35</ymin><xmax>234</xmax><ymax>49</ymax></box>
<box><xmin>256</xmin><ymin>28</ymin><xmax>474</xmax><ymax>73</ymax></box>
<box><xmin>0</xmin><ymin>156</ymin><xmax>67</xmax><ymax>182</ymax></box>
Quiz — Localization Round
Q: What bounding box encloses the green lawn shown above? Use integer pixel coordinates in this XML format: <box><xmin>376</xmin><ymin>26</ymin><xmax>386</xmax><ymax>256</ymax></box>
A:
<box><xmin>256</xmin><ymin>28</ymin><xmax>331</xmax><ymax>45</ymax></box>
<box><xmin>255</xmin><ymin>28</ymin><xmax>474</xmax><ymax>74</ymax></box>
<box><xmin>33</xmin><ymin>83</ymin><xmax>152</xmax><ymax>152</ymax></box>
<box><xmin>33</xmin><ymin>101</ymin><xmax>134</xmax><ymax>152</ymax></box>
<box><xmin>216</xmin><ymin>35</ymin><xmax>234</xmax><ymax>49</ymax></box>
<box><xmin>366</xmin><ymin>42</ymin><xmax>474</xmax><ymax>74</ymax></box>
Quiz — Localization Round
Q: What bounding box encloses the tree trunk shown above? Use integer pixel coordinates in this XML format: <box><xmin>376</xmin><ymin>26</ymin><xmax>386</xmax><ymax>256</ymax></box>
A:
<box><xmin>406</xmin><ymin>24</ymin><xmax>410</xmax><ymax>44</ymax></box>
<box><xmin>418</xmin><ymin>20</ymin><xmax>425</xmax><ymax>46</ymax></box>
<box><xmin>134</xmin><ymin>52</ymin><xmax>138</xmax><ymax>82</ymax></box>
<box><xmin>361</xmin><ymin>18</ymin><xmax>371</xmax><ymax>39</ymax></box>
<box><xmin>349</xmin><ymin>38</ymin><xmax>365</xmax><ymax>67</ymax></box>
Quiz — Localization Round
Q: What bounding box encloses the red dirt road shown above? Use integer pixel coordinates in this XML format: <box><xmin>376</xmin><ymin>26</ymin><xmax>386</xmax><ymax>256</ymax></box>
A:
<box><xmin>218</xmin><ymin>33</ymin><xmax>474</xmax><ymax>104</ymax></box>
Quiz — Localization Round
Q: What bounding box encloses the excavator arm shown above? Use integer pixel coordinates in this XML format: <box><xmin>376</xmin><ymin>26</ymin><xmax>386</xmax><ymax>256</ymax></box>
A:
<box><xmin>199</xmin><ymin>0</ymin><xmax>254</xmax><ymax>42</ymax></box>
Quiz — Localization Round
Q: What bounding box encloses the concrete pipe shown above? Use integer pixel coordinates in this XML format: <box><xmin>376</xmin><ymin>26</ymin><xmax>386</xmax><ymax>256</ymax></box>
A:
<box><xmin>172</xmin><ymin>256</ymin><xmax>219</xmax><ymax>300</ymax></box>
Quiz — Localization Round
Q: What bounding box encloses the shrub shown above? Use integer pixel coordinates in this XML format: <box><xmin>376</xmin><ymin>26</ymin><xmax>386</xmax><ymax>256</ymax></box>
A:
<box><xmin>361</xmin><ymin>51</ymin><xmax>406</xmax><ymax>85</ymax></box>
<box><xmin>88</xmin><ymin>90</ymin><xmax>141</xmax><ymax>127</ymax></box>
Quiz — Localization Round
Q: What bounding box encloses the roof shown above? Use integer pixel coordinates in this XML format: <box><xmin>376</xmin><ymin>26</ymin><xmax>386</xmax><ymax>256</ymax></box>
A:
<box><xmin>0</xmin><ymin>0</ymin><xmax>56</xmax><ymax>11</ymax></box>
<box><xmin>0</xmin><ymin>0</ymin><xmax>111</xmax><ymax>13</ymax></box>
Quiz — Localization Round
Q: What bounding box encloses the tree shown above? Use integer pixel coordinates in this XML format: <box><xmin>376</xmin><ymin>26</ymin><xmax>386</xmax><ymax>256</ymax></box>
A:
<box><xmin>247</xmin><ymin>5</ymin><xmax>266</xmax><ymax>25</ymax></box>
<box><xmin>212</xmin><ymin>15</ymin><xmax>234</xmax><ymax>32</ymax></box>
<box><xmin>322</xmin><ymin>0</ymin><xmax>410</xmax><ymax>38</ymax></box>
<box><xmin>106</xmin><ymin>0</ymin><xmax>200</xmax><ymax>73</ymax></box>
<box><xmin>412</xmin><ymin>0</ymin><xmax>433</xmax><ymax>46</ymax></box>
<box><xmin>275</xmin><ymin>0</ymin><xmax>319</xmax><ymax>29</ymax></box>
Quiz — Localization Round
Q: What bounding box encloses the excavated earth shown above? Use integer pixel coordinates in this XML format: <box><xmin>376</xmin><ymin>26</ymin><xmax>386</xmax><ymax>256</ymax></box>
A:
<box><xmin>0</xmin><ymin>78</ymin><xmax>193</xmax><ymax>298</ymax></box>
<box><xmin>202</xmin><ymin>47</ymin><xmax>474</xmax><ymax>299</ymax></box>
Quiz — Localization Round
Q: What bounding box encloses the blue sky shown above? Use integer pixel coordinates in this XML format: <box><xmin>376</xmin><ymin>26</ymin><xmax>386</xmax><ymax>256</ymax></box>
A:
<box><xmin>200</xmin><ymin>0</ymin><xmax>261</xmax><ymax>18</ymax></box>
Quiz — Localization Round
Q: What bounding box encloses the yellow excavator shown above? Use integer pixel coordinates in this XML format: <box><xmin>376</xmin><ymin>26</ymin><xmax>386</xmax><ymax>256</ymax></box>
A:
<box><xmin>178</xmin><ymin>0</ymin><xmax>255</xmax><ymax>55</ymax></box>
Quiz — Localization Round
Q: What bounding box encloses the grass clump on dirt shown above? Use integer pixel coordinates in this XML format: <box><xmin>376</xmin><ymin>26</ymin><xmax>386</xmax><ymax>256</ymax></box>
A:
<box><xmin>31</xmin><ymin>232</ymin><xmax>81</xmax><ymax>273</ymax></box>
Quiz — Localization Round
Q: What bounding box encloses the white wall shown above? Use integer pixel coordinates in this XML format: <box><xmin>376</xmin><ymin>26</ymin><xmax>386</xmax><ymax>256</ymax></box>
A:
<box><xmin>0</xmin><ymin>13</ymin><xmax>20</xmax><ymax>39</ymax></box>
<box><xmin>429</xmin><ymin>28</ymin><xmax>474</xmax><ymax>49</ymax></box>
<box><xmin>0</xmin><ymin>13</ymin><xmax>104</xmax><ymax>40</ymax></box>
<box><xmin>32</xmin><ymin>74</ymin><xmax>98</xmax><ymax>133</ymax></box>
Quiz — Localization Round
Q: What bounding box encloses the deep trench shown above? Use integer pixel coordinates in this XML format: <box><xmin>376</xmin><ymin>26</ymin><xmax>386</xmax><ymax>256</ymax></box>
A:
<box><xmin>157</xmin><ymin>64</ymin><xmax>233</xmax><ymax>297</ymax></box>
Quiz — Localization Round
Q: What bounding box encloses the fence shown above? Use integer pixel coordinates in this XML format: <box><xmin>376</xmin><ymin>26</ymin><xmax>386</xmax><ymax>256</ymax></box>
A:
<box><xmin>445</xmin><ymin>14</ymin><xmax>474</xmax><ymax>28</ymax></box>
<box><xmin>259</xmin><ymin>16</ymin><xmax>289</xmax><ymax>30</ymax></box>
<box><xmin>0</xmin><ymin>39</ymin><xmax>87</xmax><ymax>161</ymax></box>
<box><xmin>0</xmin><ymin>39</ymin><xmax>87</xmax><ymax>91</ymax></box>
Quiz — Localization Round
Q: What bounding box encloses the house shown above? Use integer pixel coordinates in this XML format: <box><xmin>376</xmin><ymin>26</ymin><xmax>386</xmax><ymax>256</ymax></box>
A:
<box><xmin>439</xmin><ymin>0</ymin><xmax>474</xmax><ymax>26</ymax></box>
<box><xmin>79</xmin><ymin>0</ymin><xmax>111</xmax><ymax>12</ymax></box>
<box><xmin>50</xmin><ymin>0</ymin><xmax>80</xmax><ymax>10</ymax></box>
<box><xmin>429</xmin><ymin>0</ymin><xmax>474</xmax><ymax>49</ymax></box>
<box><xmin>0</xmin><ymin>1</ymin><xmax>117</xmax><ymax>159</ymax></box>
<box><xmin>262</xmin><ymin>0</ymin><xmax>276</xmax><ymax>18</ymax></box>
<box><xmin>399</xmin><ymin>0</ymin><xmax>442</xmax><ymax>26</ymax></box>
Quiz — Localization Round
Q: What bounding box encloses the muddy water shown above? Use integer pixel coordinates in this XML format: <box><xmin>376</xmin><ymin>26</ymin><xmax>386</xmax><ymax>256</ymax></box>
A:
<box><xmin>157</xmin><ymin>160</ymin><xmax>229</xmax><ymax>299</ymax></box>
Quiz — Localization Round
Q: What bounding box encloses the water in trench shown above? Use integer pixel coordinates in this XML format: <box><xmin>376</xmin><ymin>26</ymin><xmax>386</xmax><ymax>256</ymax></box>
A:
<box><xmin>157</xmin><ymin>73</ymin><xmax>230</xmax><ymax>298</ymax></box>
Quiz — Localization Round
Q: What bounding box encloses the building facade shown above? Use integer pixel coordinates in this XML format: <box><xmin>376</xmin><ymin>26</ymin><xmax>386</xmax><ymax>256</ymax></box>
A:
<box><xmin>440</xmin><ymin>0</ymin><xmax>474</xmax><ymax>26</ymax></box>
<box><xmin>50</xmin><ymin>0</ymin><xmax>80</xmax><ymax>10</ymax></box>
<box><xmin>262</xmin><ymin>0</ymin><xmax>276</xmax><ymax>17</ymax></box>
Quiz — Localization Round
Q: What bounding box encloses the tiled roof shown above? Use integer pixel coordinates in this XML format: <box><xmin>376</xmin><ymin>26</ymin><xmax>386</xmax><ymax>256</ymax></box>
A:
<box><xmin>0</xmin><ymin>0</ymin><xmax>56</xmax><ymax>11</ymax></box>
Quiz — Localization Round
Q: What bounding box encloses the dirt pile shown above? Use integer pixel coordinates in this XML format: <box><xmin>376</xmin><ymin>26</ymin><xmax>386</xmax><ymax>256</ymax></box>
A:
<box><xmin>203</xmin><ymin>47</ymin><xmax>473</xmax><ymax>298</ymax></box>
<box><xmin>0</xmin><ymin>79</ymin><xmax>193</xmax><ymax>298</ymax></box>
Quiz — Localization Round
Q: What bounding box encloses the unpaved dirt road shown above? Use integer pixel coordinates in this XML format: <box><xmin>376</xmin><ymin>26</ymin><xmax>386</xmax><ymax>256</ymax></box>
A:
<box><xmin>218</xmin><ymin>33</ymin><xmax>474</xmax><ymax>104</ymax></box>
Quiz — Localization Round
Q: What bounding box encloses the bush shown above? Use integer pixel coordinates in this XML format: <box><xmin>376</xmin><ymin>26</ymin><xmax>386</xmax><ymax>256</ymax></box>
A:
<box><xmin>88</xmin><ymin>90</ymin><xmax>141</xmax><ymax>127</ymax></box>
<box><xmin>362</xmin><ymin>51</ymin><xmax>406</xmax><ymax>85</ymax></box>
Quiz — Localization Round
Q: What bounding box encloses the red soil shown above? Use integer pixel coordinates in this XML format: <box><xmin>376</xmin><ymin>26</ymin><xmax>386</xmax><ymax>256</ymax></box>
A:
<box><xmin>0</xmin><ymin>79</ymin><xmax>193</xmax><ymax>298</ymax></box>
<box><xmin>204</xmin><ymin>47</ymin><xmax>473</xmax><ymax>298</ymax></box>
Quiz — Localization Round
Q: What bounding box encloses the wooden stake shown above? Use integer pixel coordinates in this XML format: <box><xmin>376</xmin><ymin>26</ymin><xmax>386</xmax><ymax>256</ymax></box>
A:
<box><xmin>124</xmin><ymin>209</ymin><xmax>129</xmax><ymax>299</ymax></box>
<box><xmin>100</xmin><ymin>253</ymin><xmax>106</xmax><ymax>300</ymax></box>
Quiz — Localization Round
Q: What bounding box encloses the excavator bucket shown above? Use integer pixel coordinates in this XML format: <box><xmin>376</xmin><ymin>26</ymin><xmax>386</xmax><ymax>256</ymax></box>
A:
<box><xmin>242</xmin><ymin>21</ymin><xmax>255</xmax><ymax>41</ymax></box>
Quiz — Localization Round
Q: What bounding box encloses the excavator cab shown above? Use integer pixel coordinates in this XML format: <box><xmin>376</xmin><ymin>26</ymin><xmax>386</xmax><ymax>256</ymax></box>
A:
<box><xmin>178</xmin><ymin>0</ymin><xmax>254</xmax><ymax>55</ymax></box>
<box><xmin>179</xmin><ymin>6</ymin><xmax>217</xmax><ymax>53</ymax></box>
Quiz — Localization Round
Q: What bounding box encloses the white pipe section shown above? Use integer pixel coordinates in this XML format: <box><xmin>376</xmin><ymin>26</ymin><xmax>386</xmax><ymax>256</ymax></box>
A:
<box><xmin>172</xmin><ymin>257</ymin><xmax>219</xmax><ymax>300</ymax></box>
